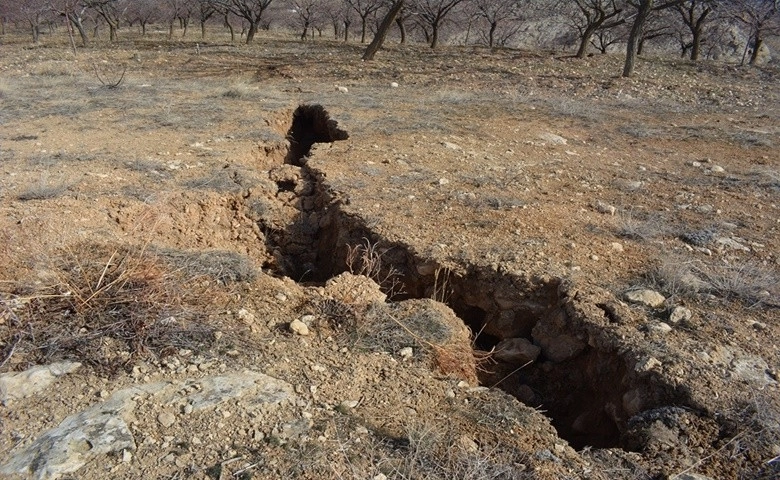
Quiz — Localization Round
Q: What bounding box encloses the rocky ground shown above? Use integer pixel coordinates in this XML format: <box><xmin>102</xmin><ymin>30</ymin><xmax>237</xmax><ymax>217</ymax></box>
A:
<box><xmin>0</xmin><ymin>30</ymin><xmax>778</xmax><ymax>480</ymax></box>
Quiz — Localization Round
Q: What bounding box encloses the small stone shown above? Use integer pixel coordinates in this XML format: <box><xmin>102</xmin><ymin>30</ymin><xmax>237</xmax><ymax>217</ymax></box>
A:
<box><xmin>710</xmin><ymin>166</ymin><xmax>725</xmax><ymax>173</ymax></box>
<box><xmin>336</xmin><ymin>86</ymin><xmax>349</xmax><ymax>93</ymax></box>
<box><xmin>751</xmin><ymin>321</ymin><xmax>768</xmax><ymax>331</ymax></box>
<box><xmin>637</xmin><ymin>356</ymin><xmax>663</xmax><ymax>372</ymax></box>
<box><xmin>458</xmin><ymin>435</ymin><xmax>479</xmax><ymax>453</ymax></box>
<box><xmin>121</xmin><ymin>450</ymin><xmax>132</xmax><ymax>463</ymax></box>
<box><xmin>611</xmin><ymin>242</ymin><xmax>624</xmax><ymax>252</ymax></box>
<box><xmin>300</xmin><ymin>314</ymin><xmax>316</xmax><ymax>324</ymax></box>
<box><xmin>538</xmin><ymin>132</ymin><xmax>567</xmax><ymax>145</ymax></box>
<box><xmin>390</xmin><ymin>82</ymin><xmax>399</xmax><ymax>88</ymax></box>
<box><xmin>669</xmin><ymin>306</ymin><xmax>692</xmax><ymax>324</ymax></box>
<box><xmin>437</xmin><ymin>178</ymin><xmax>450</xmax><ymax>185</ymax></box>
<box><xmin>275</xmin><ymin>293</ymin><xmax>288</xmax><ymax>302</ymax></box>
<box><xmin>646</xmin><ymin>322</ymin><xmax>673</xmax><ymax>335</ymax></box>
<box><xmin>339</xmin><ymin>400</ymin><xmax>359</xmax><ymax>410</ymax></box>
<box><xmin>493</xmin><ymin>338</ymin><xmax>541</xmax><ymax>364</ymax></box>
<box><xmin>442</xmin><ymin>142</ymin><xmax>461</xmax><ymax>150</ymax></box>
<box><xmin>99</xmin><ymin>390</ymin><xmax>109</xmax><ymax>399</ymax></box>
<box><xmin>590</xmin><ymin>254</ymin><xmax>599</xmax><ymax>261</ymax></box>
<box><xmin>237</xmin><ymin>308</ymin><xmax>255</xmax><ymax>322</ymax></box>
<box><xmin>594</xmin><ymin>200</ymin><xmax>616</xmax><ymax>215</ymax></box>
<box><xmin>355</xmin><ymin>426</ymin><xmax>369</xmax><ymax>435</ymax></box>
<box><xmin>157</xmin><ymin>412</ymin><xmax>176</xmax><ymax>428</ymax></box>
<box><xmin>373</xmin><ymin>474</ymin><xmax>388</xmax><ymax>480</ymax></box>
<box><xmin>398</xmin><ymin>347</ymin><xmax>414</xmax><ymax>359</ymax></box>
<box><xmin>625</xmin><ymin>289</ymin><xmax>666</xmax><ymax>308</ymax></box>
<box><xmin>182</xmin><ymin>404</ymin><xmax>194</xmax><ymax>415</ymax></box>
<box><xmin>289</xmin><ymin>319</ymin><xmax>310</xmax><ymax>336</ymax></box>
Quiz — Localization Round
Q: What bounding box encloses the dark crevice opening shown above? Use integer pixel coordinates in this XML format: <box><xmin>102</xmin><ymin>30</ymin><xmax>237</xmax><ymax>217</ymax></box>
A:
<box><xmin>262</xmin><ymin>104</ymin><xmax>688</xmax><ymax>454</ymax></box>
<box><xmin>285</xmin><ymin>104</ymin><xmax>349</xmax><ymax>166</ymax></box>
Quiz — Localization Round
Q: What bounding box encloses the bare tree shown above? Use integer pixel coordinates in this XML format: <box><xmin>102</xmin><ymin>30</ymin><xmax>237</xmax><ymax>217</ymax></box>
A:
<box><xmin>558</xmin><ymin>0</ymin><xmax>626</xmax><ymax>58</ymax></box>
<box><xmin>49</xmin><ymin>0</ymin><xmax>90</xmax><ymax>47</ymax></box>
<box><xmin>82</xmin><ymin>0</ymin><xmax>124</xmax><ymax>42</ymax></box>
<box><xmin>413</xmin><ymin>0</ymin><xmax>466</xmax><ymax>48</ymax></box>
<box><xmin>12</xmin><ymin>0</ymin><xmax>50</xmax><ymax>43</ymax></box>
<box><xmin>346</xmin><ymin>0</ymin><xmax>383</xmax><ymax>42</ymax></box>
<box><xmin>363</xmin><ymin>0</ymin><xmax>403</xmax><ymax>58</ymax></box>
<box><xmin>674</xmin><ymin>0</ymin><xmax>718</xmax><ymax>61</ymax></box>
<box><xmin>211</xmin><ymin>0</ymin><xmax>275</xmax><ymax>43</ymax></box>
<box><xmin>195</xmin><ymin>0</ymin><xmax>216</xmax><ymax>38</ymax></box>
<box><xmin>125</xmin><ymin>0</ymin><xmax>159</xmax><ymax>35</ymax></box>
<box><xmin>623</xmin><ymin>0</ymin><xmax>683</xmax><ymax>77</ymax></box>
<box><xmin>289</xmin><ymin>0</ymin><xmax>321</xmax><ymax>39</ymax></box>
<box><xmin>473</xmin><ymin>0</ymin><xmax>524</xmax><ymax>48</ymax></box>
<box><xmin>729</xmin><ymin>0</ymin><xmax>780</xmax><ymax>64</ymax></box>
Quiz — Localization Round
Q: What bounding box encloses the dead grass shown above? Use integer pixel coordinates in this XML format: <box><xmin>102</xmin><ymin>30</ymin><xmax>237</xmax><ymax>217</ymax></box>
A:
<box><xmin>647</xmin><ymin>255</ymin><xmax>779</xmax><ymax>307</ymax></box>
<box><xmin>0</xmin><ymin>242</ymin><xmax>231</xmax><ymax>374</ymax></box>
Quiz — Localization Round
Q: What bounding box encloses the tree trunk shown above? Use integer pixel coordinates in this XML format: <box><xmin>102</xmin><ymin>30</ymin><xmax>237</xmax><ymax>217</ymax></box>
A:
<box><xmin>225</xmin><ymin>14</ymin><xmax>235</xmax><ymax>42</ymax></box>
<box><xmin>168</xmin><ymin>21</ymin><xmax>174</xmax><ymax>39</ymax></box>
<box><xmin>30</xmin><ymin>21</ymin><xmax>40</xmax><ymax>43</ymax></box>
<box><xmin>246</xmin><ymin>21</ymin><xmax>257</xmax><ymax>43</ymax></box>
<box><xmin>360</xmin><ymin>17</ymin><xmax>367</xmax><ymax>43</ymax></box>
<box><xmin>301</xmin><ymin>21</ymin><xmax>309</xmax><ymax>40</ymax></box>
<box><xmin>623</xmin><ymin>0</ymin><xmax>653</xmax><ymax>78</ymax></box>
<box><xmin>69</xmin><ymin>13</ymin><xmax>89</xmax><ymax>47</ymax></box>
<box><xmin>749</xmin><ymin>35</ymin><xmax>763</xmax><ymax>65</ymax></box>
<box><xmin>201</xmin><ymin>21</ymin><xmax>207</xmax><ymax>39</ymax></box>
<box><xmin>489</xmin><ymin>21</ymin><xmax>497</xmax><ymax>48</ymax></box>
<box><xmin>396</xmin><ymin>17</ymin><xmax>405</xmax><ymax>43</ymax></box>
<box><xmin>430</xmin><ymin>22</ymin><xmax>439</xmax><ymax>49</ymax></box>
<box><xmin>577</xmin><ymin>24</ymin><xmax>598</xmax><ymax>58</ymax></box>
<box><xmin>344</xmin><ymin>21</ymin><xmax>350</xmax><ymax>41</ymax></box>
<box><xmin>108</xmin><ymin>21</ymin><xmax>117</xmax><ymax>42</ymax></box>
<box><xmin>690</xmin><ymin>27</ymin><xmax>702</xmax><ymax>61</ymax></box>
<box><xmin>363</xmin><ymin>0</ymin><xmax>404</xmax><ymax>60</ymax></box>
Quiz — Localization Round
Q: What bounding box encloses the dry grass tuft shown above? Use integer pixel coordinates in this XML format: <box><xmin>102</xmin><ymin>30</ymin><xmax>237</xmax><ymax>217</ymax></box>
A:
<box><xmin>0</xmin><ymin>242</ymin><xmax>230</xmax><ymax>373</ymax></box>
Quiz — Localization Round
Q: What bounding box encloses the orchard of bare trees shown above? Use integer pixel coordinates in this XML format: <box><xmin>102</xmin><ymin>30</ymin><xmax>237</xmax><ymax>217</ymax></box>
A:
<box><xmin>1</xmin><ymin>0</ymin><xmax>778</xmax><ymax>75</ymax></box>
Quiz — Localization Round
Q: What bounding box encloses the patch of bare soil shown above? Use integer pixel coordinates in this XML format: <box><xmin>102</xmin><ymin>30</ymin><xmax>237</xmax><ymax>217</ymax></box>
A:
<box><xmin>1</xmin><ymin>31</ymin><xmax>778</xmax><ymax>480</ymax></box>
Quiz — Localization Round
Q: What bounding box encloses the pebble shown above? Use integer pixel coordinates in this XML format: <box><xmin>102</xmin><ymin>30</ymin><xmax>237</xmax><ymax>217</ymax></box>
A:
<box><xmin>398</xmin><ymin>347</ymin><xmax>414</xmax><ymax>359</ymax></box>
<box><xmin>637</xmin><ymin>356</ymin><xmax>663</xmax><ymax>372</ymax></box>
<box><xmin>390</xmin><ymin>82</ymin><xmax>399</xmax><ymax>88</ymax></box>
<box><xmin>335</xmin><ymin>86</ymin><xmax>349</xmax><ymax>93</ymax></box>
<box><xmin>646</xmin><ymin>322</ymin><xmax>673</xmax><ymax>335</ymax></box>
<box><xmin>710</xmin><ymin>166</ymin><xmax>725</xmax><ymax>173</ymax></box>
<box><xmin>669</xmin><ymin>306</ymin><xmax>692</xmax><ymax>323</ymax></box>
<box><xmin>122</xmin><ymin>450</ymin><xmax>132</xmax><ymax>463</ymax></box>
<box><xmin>182</xmin><ymin>404</ymin><xmax>194</xmax><ymax>415</ymax></box>
<box><xmin>611</xmin><ymin>242</ymin><xmax>624</xmax><ymax>252</ymax></box>
<box><xmin>157</xmin><ymin>412</ymin><xmax>176</xmax><ymax>428</ymax></box>
<box><xmin>625</xmin><ymin>289</ymin><xmax>666</xmax><ymax>308</ymax></box>
<box><xmin>594</xmin><ymin>200</ymin><xmax>616</xmax><ymax>215</ymax></box>
<box><xmin>289</xmin><ymin>319</ymin><xmax>310</xmax><ymax>336</ymax></box>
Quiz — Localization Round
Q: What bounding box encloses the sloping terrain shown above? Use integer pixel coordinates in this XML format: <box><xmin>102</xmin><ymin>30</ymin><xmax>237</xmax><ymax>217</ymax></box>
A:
<box><xmin>0</xmin><ymin>32</ymin><xmax>778</xmax><ymax>479</ymax></box>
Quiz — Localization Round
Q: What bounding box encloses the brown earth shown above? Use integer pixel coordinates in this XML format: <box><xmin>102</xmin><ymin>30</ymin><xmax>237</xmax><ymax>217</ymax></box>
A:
<box><xmin>0</xmin><ymin>29</ymin><xmax>778</xmax><ymax>480</ymax></box>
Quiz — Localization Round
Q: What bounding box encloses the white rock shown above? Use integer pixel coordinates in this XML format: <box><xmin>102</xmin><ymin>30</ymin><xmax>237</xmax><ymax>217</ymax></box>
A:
<box><xmin>442</xmin><ymin>141</ymin><xmax>461</xmax><ymax>150</ymax></box>
<box><xmin>122</xmin><ymin>449</ymin><xmax>133</xmax><ymax>463</ymax></box>
<box><xmin>646</xmin><ymin>322</ymin><xmax>673</xmax><ymax>335</ymax></box>
<box><xmin>710</xmin><ymin>165</ymin><xmax>725</xmax><ymax>173</ymax></box>
<box><xmin>289</xmin><ymin>319</ymin><xmax>310</xmax><ymax>336</ymax></box>
<box><xmin>437</xmin><ymin>178</ymin><xmax>450</xmax><ymax>185</ymax></box>
<box><xmin>0</xmin><ymin>361</ymin><xmax>81</xmax><ymax>404</ymax></box>
<box><xmin>669</xmin><ymin>306</ymin><xmax>692</xmax><ymax>323</ymax></box>
<box><xmin>538</xmin><ymin>132</ymin><xmax>567</xmax><ymax>145</ymax></box>
<box><xmin>625</xmin><ymin>289</ymin><xmax>666</xmax><ymax>308</ymax></box>
<box><xmin>157</xmin><ymin>412</ymin><xmax>176</xmax><ymax>428</ymax></box>
<box><xmin>399</xmin><ymin>347</ymin><xmax>414</xmax><ymax>360</ymax></box>
<box><xmin>335</xmin><ymin>86</ymin><xmax>349</xmax><ymax>93</ymax></box>
<box><xmin>493</xmin><ymin>338</ymin><xmax>541</xmax><ymax>364</ymax></box>
<box><xmin>636</xmin><ymin>356</ymin><xmax>663</xmax><ymax>372</ymax></box>
<box><xmin>390</xmin><ymin>82</ymin><xmax>399</xmax><ymax>88</ymax></box>
<box><xmin>611</xmin><ymin>242</ymin><xmax>624</xmax><ymax>253</ymax></box>
<box><xmin>594</xmin><ymin>200</ymin><xmax>616</xmax><ymax>215</ymax></box>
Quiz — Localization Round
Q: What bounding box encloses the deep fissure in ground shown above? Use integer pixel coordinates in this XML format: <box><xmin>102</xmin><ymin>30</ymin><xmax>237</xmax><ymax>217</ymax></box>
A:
<box><xmin>263</xmin><ymin>105</ymin><xmax>692</xmax><ymax>451</ymax></box>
